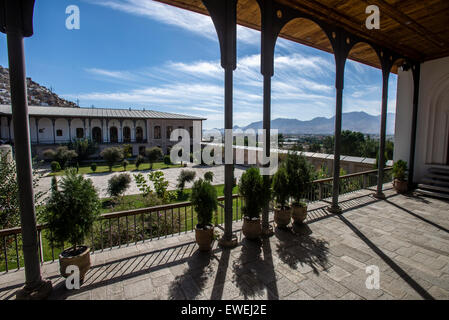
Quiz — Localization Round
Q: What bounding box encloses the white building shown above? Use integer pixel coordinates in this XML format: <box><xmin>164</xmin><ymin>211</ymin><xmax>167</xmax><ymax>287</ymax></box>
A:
<box><xmin>0</xmin><ymin>105</ymin><xmax>205</xmax><ymax>157</ymax></box>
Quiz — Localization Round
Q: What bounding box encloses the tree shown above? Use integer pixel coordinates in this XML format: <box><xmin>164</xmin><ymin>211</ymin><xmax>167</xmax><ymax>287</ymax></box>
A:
<box><xmin>43</xmin><ymin>146</ymin><xmax>78</xmax><ymax>169</ymax></box>
<box><xmin>177</xmin><ymin>170</ymin><xmax>196</xmax><ymax>193</ymax></box>
<box><xmin>107</xmin><ymin>173</ymin><xmax>131</xmax><ymax>198</ymax></box>
<box><xmin>100</xmin><ymin>147</ymin><xmax>123</xmax><ymax>171</ymax></box>
<box><xmin>145</xmin><ymin>147</ymin><xmax>163</xmax><ymax>170</ymax></box>
<box><xmin>309</xmin><ymin>143</ymin><xmax>321</xmax><ymax>153</ymax></box>
<box><xmin>0</xmin><ymin>151</ymin><xmax>47</xmax><ymax>229</ymax></box>
<box><xmin>191</xmin><ymin>179</ymin><xmax>217</xmax><ymax>228</ymax></box>
<box><xmin>239</xmin><ymin>167</ymin><xmax>270</xmax><ymax>219</ymax></box>
<box><xmin>68</xmin><ymin>138</ymin><xmax>98</xmax><ymax>162</ymax></box>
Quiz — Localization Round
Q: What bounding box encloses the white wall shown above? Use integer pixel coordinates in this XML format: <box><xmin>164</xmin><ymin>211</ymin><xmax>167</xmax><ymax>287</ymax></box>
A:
<box><xmin>395</xmin><ymin>56</ymin><xmax>449</xmax><ymax>182</ymax></box>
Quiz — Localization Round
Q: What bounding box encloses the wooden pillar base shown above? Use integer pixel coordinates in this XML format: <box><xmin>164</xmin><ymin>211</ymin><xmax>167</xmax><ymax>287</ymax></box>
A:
<box><xmin>218</xmin><ymin>235</ymin><xmax>238</xmax><ymax>249</ymax></box>
<box><xmin>16</xmin><ymin>279</ymin><xmax>52</xmax><ymax>300</ymax></box>
<box><xmin>327</xmin><ymin>206</ymin><xmax>342</xmax><ymax>215</ymax></box>
<box><xmin>373</xmin><ymin>192</ymin><xmax>386</xmax><ymax>200</ymax></box>
<box><xmin>261</xmin><ymin>225</ymin><xmax>274</xmax><ymax>238</ymax></box>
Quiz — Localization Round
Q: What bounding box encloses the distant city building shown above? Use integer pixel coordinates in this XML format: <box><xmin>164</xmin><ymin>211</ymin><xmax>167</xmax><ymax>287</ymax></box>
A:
<box><xmin>0</xmin><ymin>105</ymin><xmax>205</xmax><ymax>157</ymax></box>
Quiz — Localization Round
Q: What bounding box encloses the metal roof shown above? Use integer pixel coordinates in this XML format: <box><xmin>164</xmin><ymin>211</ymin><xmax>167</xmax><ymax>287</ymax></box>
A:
<box><xmin>0</xmin><ymin>105</ymin><xmax>206</xmax><ymax>120</ymax></box>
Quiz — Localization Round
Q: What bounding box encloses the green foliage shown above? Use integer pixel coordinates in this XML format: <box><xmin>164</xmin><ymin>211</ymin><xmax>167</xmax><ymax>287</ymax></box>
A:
<box><xmin>135</xmin><ymin>155</ymin><xmax>145</xmax><ymax>170</ymax></box>
<box><xmin>145</xmin><ymin>147</ymin><xmax>163</xmax><ymax>169</ymax></box>
<box><xmin>122</xmin><ymin>144</ymin><xmax>133</xmax><ymax>159</ymax></box>
<box><xmin>177</xmin><ymin>170</ymin><xmax>196</xmax><ymax>192</ymax></box>
<box><xmin>43</xmin><ymin>146</ymin><xmax>78</xmax><ymax>169</ymax></box>
<box><xmin>122</xmin><ymin>159</ymin><xmax>129</xmax><ymax>171</ymax></box>
<box><xmin>191</xmin><ymin>179</ymin><xmax>217</xmax><ymax>227</ymax></box>
<box><xmin>272</xmin><ymin>166</ymin><xmax>290</xmax><ymax>209</ymax></box>
<box><xmin>0</xmin><ymin>151</ymin><xmax>47</xmax><ymax>229</ymax></box>
<box><xmin>284</xmin><ymin>153</ymin><xmax>314</xmax><ymax>203</ymax></box>
<box><xmin>148</xmin><ymin>171</ymin><xmax>169</xmax><ymax>199</ymax></box>
<box><xmin>100</xmin><ymin>147</ymin><xmax>124</xmax><ymax>171</ymax></box>
<box><xmin>204</xmin><ymin>171</ymin><xmax>214</xmax><ymax>182</ymax></box>
<box><xmin>68</xmin><ymin>138</ymin><xmax>98</xmax><ymax>161</ymax></box>
<box><xmin>134</xmin><ymin>173</ymin><xmax>152</xmax><ymax>197</ymax></box>
<box><xmin>108</xmin><ymin>173</ymin><xmax>131</xmax><ymax>198</ymax></box>
<box><xmin>239</xmin><ymin>167</ymin><xmax>270</xmax><ymax>219</ymax></box>
<box><xmin>316</xmin><ymin>163</ymin><xmax>329</xmax><ymax>179</ymax></box>
<box><xmin>90</xmin><ymin>162</ymin><xmax>97</xmax><ymax>172</ymax></box>
<box><xmin>42</xmin><ymin>168</ymin><xmax>100</xmax><ymax>248</ymax></box>
<box><xmin>164</xmin><ymin>155</ymin><xmax>171</xmax><ymax>165</ymax></box>
<box><xmin>51</xmin><ymin>161</ymin><xmax>61</xmax><ymax>172</ymax></box>
<box><xmin>392</xmin><ymin>160</ymin><xmax>408</xmax><ymax>181</ymax></box>
<box><xmin>309</xmin><ymin>142</ymin><xmax>321</xmax><ymax>153</ymax></box>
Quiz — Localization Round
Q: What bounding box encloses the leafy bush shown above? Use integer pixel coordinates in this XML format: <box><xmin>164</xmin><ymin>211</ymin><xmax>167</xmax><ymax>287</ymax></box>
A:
<box><xmin>392</xmin><ymin>160</ymin><xmax>407</xmax><ymax>181</ymax></box>
<box><xmin>239</xmin><ymin>167</ymin><xmax>270</xmax><ymax>219</ymax></box>
<box><xmin>122</xmin><ymin>144</ymin><xmax>133</xmax><ymax>159</ymax></box>
<box><xmin>122</xmin><ymin>159</ymin><xmax>129</xmax><ymax>171</ymax></box>
<box><xmin>100</xmin><ymin>147</ymin><xmax>123</xmax><ymax>171</ymax></box>
<box><xmin>135</xmin><ymin>155</ymin><xmax>145</xmax><ymax>170</ymax></box>
<box><xmin>42</xmin><ymin>168</ymin><xmax>100</xmax><ymax>248</ymax></box>
<box><xmin>284</xmin><ymin>153</ymin><xmax>314</xmax><ymax>204</ymax></box>
<box><xmin>90</xmin><ymin>163</ymin><xmax>97</xmax><ymax>172</ymax></box>
<box><xmin>134</xmin><ymin>172</ymin><xmax>172</xmax><ymax>202</ymax></box>
<box><xmin>51</xmin><ymin>161</ymin><xmax>61</xmax><ymax>172</ymax></box>
<box><xmin>177</xmin><ymin>170</ymin><xmax>196</xmax><ymax>192</ymax></box>
<box><xmin>68</xmin><ymin>138</ymin><xmax>97</xmax><ymax>161</ymax></box>
<box><xmin>145</xmin><ymin>147</ymin><xmax>163</xmax><ymax>170</ymax></box>
<box><xmin>134</xmin><ymin>173</ymin><xmax>152</xmax><ymax>197</ymax></box>
<box><xmin>164</xmin><ymin>155</ymin><xmax>171</xmax><ymax>165</ymax></box>
<box><xmin>191</xmin><ymin>179</ymin><xmax>217</xmax><ymax>228</ymax></box>
<box><xmin>43</xmin><ymin>146</ymin><xmax>78</xmax><ymax>169</ymax></box>
<box><xmin>107</xmin><ymin>173</ymin><xmax>131</xmax><ymax>198</ymax></box>
<box><xmin>272</xmin><ymin>166</ymin><xmax>290</xmax><ymax>209</ymax></box>
<box><xmin>148</xmin><ymin>171</ymin><xmax>169</xmax><ymax>199</ymax></box>
<box><xmin>204</xmin><ymin>171</ymin><xmax>214</xmax><ymax>182</ymax></box>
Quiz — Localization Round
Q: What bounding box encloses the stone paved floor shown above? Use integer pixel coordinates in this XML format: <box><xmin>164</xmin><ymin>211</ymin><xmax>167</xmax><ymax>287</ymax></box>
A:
<box><xmin>36</xmin><ymin>163</ymin><xmax>245</xmax><ymax>198</ymax></box>
<box><xmin>1</xmin><ymin>186</ymin><xmax>449</xmax><ymax>300</ymax></box>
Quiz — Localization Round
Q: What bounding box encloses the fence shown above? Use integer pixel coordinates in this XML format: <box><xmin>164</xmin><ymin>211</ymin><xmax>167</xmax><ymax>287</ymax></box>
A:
<box><xmin>0</xmin><ymin>167</ymin><xmax>392</xmax><ymax>272</ymax></box>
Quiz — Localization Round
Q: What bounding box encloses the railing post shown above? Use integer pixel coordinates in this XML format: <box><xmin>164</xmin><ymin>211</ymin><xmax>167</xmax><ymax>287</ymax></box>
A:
<box><xmin>1</xmin><ymin>0</ymin><xmax>52</xmax><ymax>299</ymax></box>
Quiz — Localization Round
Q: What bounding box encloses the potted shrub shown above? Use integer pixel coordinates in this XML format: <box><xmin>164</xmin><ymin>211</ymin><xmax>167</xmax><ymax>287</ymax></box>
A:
<box><xmin>191</xmin><ymin>179</ymin><xmax>217</xmax><ymax>251</ymax></box>
<box><xmin>392</xmin><ymin>160</ymin><xmax>408</xmax><ymax>193</ymax></box>
<box><xmin>239</xmin><ymin>167</ymin><xmax>270</xmax><ymax>240</ymax></box>
<box><xmin>272</xmin><ymin>166</ymin><xmax>291</xmax><ymax>228</ymax></box>
<box><xmin>42</xmin><ymin>168</ymin><xmax>100</xmax><ymax>281</ymax></box>
<box><xmin>285</xmin><ymin>153</ymin><xmax>314</xmax><ymax>224</ymax></box>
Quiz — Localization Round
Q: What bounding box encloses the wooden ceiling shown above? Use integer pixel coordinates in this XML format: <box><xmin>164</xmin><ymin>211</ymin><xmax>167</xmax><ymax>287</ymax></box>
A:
<box><xmin>155</xmin><ymin>0</ymin><xmax>449</xmax><ymax>74</ymax></box>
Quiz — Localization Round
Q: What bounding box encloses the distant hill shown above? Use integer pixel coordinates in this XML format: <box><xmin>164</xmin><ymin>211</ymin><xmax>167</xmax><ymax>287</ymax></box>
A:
<box><xmin>208</xmin><ymin>111</ymin><xmax>396</xmax><ymax>135</ymax></box>
<box><xmin>0</xmin><ymin>65</ymin><xmax>78</xmax><ymax>108</ymax></box>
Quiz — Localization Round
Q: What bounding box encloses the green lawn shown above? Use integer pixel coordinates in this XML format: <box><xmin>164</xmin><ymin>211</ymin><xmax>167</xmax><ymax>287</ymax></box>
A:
<box><xmin>48</xmin><ymin>161</ymin><xmax>182</xmax><ymax>176</ymax></box>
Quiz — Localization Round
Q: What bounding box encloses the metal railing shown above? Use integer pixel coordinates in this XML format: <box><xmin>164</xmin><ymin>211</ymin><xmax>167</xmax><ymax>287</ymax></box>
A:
<box><xmin>0</xmin><ymin>167</ymin><xmax>392</xmax><ymax>272</ymax></box>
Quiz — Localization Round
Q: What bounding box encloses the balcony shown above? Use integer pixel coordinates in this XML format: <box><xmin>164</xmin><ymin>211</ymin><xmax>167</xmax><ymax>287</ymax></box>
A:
<box><xmin>1</xmin><ymin>171</ymin><xmax>448</xmax><ymax>300</ymax></box>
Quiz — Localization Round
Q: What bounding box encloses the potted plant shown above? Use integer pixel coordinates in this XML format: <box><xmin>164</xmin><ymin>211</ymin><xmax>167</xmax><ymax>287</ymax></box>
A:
<box><xmin>392</xmin><ymin>160</ymin><xmax>408</xmax><ymax>193</ymax></box>
<box><xmin>272</xmin><ymin>166</ymin><xmax>291</xmax><ymax>228</ymax></box>
<box><xmin>191</xmin><ymin>178</ymin><xmax>218</xmax><ymax>251</ymax></box>
<box><xmin>239</xmin><ymin>167</ymin><xmax>271</xmax><ymax>240</ymax></box>
<box><xmin>42</xmin><ymin>168</ymin><xmax>100</xmax><ymax>281</ymax></box>
<box><xmin>285</xmin><ymin>153</ymin><xmax>314</xmax><ymax>224</ymax></box>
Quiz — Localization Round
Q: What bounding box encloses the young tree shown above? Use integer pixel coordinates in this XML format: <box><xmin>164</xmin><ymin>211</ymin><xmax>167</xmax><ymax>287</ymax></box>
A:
<box><xmin>145</xmin><ymin>147</ymin><xmax>163</xmax><ymax>170</ymax></box>
<box><xmin>69</xmin><ymin>138</ymin><xmax>98</xmax><ymax>162</ymax></box>
<box><xmin>107</xmin><ymin>173</ymin><xmax>131</xmax><ymax>198</ymax></box>
<box><xmin>100</xmin><ymin>147</ymin><xmax>124</xmax><ymax>171</ymax></box>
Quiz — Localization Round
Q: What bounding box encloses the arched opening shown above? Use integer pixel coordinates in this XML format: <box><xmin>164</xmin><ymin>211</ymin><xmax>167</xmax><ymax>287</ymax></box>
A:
<box><xmin>123</xmin><ymin>126</ymin><xmax>131</xmax><ymax>143</ymax></box>
<box><xmin>343</xmin><ymin>42</ymin><xmax>383</xmax><ymax>163</ymax></box>
<box><xmin>110</xmin><ymin>126</ymin><xmax>118</xmax><ymax>143</ymax></box>
<box><xmin>76</xmin><ymin>128</ymin><xmax>84</xmax><ymax>139</ymax></box>
<box><xmin>136</xmin><ymin>126</ymin><xmax>143</xmax><ymax>142</ymax></box>
<box><xmin>92</xmin><ymin>127</ymin><xmax>102</xmax><ymax>143</ymax></box>
<box><xmin>154</xmin><ymin>126</ymin><xmax>161</xmax><ymax>139</ymax></box>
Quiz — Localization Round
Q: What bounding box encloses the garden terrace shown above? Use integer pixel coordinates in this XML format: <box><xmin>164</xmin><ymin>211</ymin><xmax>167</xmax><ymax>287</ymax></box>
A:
<box><xmin>1</xmin><ymin>183</ymin><xmax>448</xmax><ymax>300</ymax></box>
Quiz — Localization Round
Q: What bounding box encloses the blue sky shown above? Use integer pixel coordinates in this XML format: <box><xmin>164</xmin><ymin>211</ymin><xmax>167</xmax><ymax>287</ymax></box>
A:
<box><xmin>0</xmin><ymin>0</ymin><xmax>397</xmax><ymax>130</ymax></box>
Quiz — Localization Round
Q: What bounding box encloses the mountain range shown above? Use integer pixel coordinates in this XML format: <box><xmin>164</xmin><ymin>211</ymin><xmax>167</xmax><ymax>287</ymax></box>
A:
<box><xmin>209</xmin><ymin>111</ymin><xmax>396</xmax><ymax>135</ymax></box>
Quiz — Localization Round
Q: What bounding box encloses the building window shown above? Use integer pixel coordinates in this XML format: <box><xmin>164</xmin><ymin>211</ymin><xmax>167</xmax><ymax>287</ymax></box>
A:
<box><xmin>154</xmin><ymin>126</ymin><xmax>161</xmax><ymax>139</ymax></box>
<box><xmin>92</xmin><ymin>127</ymin><xmax>102</xmax><ymax>143</ymax></box>
<box><xmin>110</xmin><ymin>126</ymin><xmax>118</xmax><ymax>143</ymax></box>
<box><xmin>136</xmin><ymin>126</ymin><xmax>143</xmax><ymax>142</ymax></box>
<box><xmin>166</xmin><ymin>126</ymin><xmax>173</xmax><ymax>139</ymax></box>
<box><xmin>76</xmin><ymin>128</ymin><xmax>84</xmax><ymax>139</ymax></box>
<box><xmin>56</xmin><ymin>129</ymin><xmax>63</xmax><ymax>137</ymax></box>
<box><xmin>123</xmin><ymin>126</ymin><xmax>131</xmax><ymax>143</ymax></box>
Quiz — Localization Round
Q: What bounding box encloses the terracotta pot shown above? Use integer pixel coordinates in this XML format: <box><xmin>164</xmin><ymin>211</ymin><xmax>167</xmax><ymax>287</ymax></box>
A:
<box><xmin>195</xmin><ymin>226</ymin><xmax>214</xmax><ymax>251</ymax></box>
<box><xmin>242</xmin><ymin>218</ymin><xmax>262</xmax><ymax>240</ymax></box>
<box><xmin>291</xmin><ymin>204</ymin><xmax>308</xmax><ymax>224</ymax></box>
<box><xmin>393</xmin><ymin>179</ymin><xmax>408</xmax><ymax>193</ymax></box>
<box><xmin>59</xmin><ymin>246</ymin><xmax>91</xmax><ymax>280</ymax></box>
<box><xmin>274</xmin><ymin>206</ymin><xmax>291</xmax><ymax>228</ymax></box>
